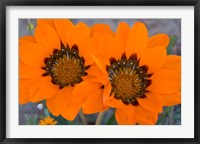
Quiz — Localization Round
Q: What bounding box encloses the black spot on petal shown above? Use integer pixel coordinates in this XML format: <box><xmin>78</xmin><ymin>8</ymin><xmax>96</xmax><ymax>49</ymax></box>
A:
<box><xmin>83</xmin><ymin>72</ymin><xmax>88</xmax><ymax>76</ymax></box>
<box><xmin>80</xmin><ymin>57</ymin><xmax>85</xmax><ymax>65</ymax></box>
<box><xmin>43</xmin><ymin>58</ymin><xmax>49</xmax><ymax>64</ymax></box>
<box><xmin>41</xmin><ymin>67</ymin><xmax>46</xmax><ymax>70</ymax></box>
<box><xmin>84</xmin><ymin>65</ymin><xmax>91</xmax><ymax>70</ymax></box>
<box><xmin>109</xmin><ymin>57</ymin><xmax>117</xmax><ymax>64</ymax></box>
<box><xmin>42</xmin><ymin>72</ymin><xmax>49</xmax><ymax>77</ymax></box>
<box><xmin>59</xmin><ymin>85</ymin><xmax>64</xmax><ymax>89</ymax></box>
<box><xmin>147</xmin><ymin>80</ymin><xmax>152</xmax><ymax>87</ymax></box>
<box><xmin>141</xmin><ymin>65</ymin><xmax>148</xmax><ymax>73</ymax></box>
<box><xmin>100</xmin><ymin>85</ymin><xmax>105</xmax><ymax>89</ymax></box>
<box><xmin>121</xmin><ymin>52</ymin><xmax>127</xmax><ymax>60</ymax></box>
<box><xmin>148</xmin><ymin>73</ymin><xmax>153</xmax><ymax>77</ymax></box>
<box><xmin>61</xmin><ymin>42</ymin><xmax>65</xmax><ymax>49</ymax></box>
<box><xmin>53</xmin><ymin>49</ymin><xmax>59</xmax><ymax>54</ymax></box>
<box><xmin>72</xmin><ymin>44</ymin><xmax>79</xmax><ymax>51</ymax></box>
<box><xmin>131</xmin><ymin>101</ymin><xmax>139</xmax><ymax>106</ymax></box>
<box><xmin>129</xmin><ymin>53</ymin><xmax>137</xmax><ymax>60</ymax></box>
<box><xmin>140</xmin><ymin>95</ymin><xmax>147</xmax><ymax>99</ymax></box>
<box><xmin>106</xmin><ymin>65</ymin><xmax>110</xmax><ymax>71</ymax></box>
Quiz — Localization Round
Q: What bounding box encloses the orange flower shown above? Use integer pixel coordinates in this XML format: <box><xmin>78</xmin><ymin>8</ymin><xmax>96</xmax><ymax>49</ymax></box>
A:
<box><xmin>19</xmin><ymin>19</ymin><xmax>106</xmax><ymax>120</ymax></box>
<box><xmin>39</xmin><ymin>116</ymin><xmax>57</xmax><ymax>125</ymax></box>
<box><xmin>90</xmin><ymin>22</ymin><xmax>181</xmax><ymax>125</ymax></box>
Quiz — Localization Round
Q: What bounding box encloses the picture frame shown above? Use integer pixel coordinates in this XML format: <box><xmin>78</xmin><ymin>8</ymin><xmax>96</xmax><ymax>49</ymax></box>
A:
<box><xmin>0</xmin><ymin>0</ymin><xmax>200</xmax><ymax>143</ymax></box>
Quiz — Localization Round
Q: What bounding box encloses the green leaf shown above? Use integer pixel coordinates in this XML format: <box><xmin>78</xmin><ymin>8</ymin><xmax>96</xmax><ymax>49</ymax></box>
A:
<box><xmin>173</xmin><ymin>105</ymin><xmax>181</xmax><ymax>124</ymax></box>
<box><xmin>26</xmin><ymin>19</ymin><xmax>34</xmax><ymax>35</ymax></box>
<box><xmin>44</xmin><ymin>108</ymin><xmax>50</xmax><ymax>117</ymax></box>
<box><xmin>106</xmin><ymin>110</ymin><xmax>117</xmax><ymax>125</ymax></box>
<box><xmin>49</xmin><ymin>113</ymin><xmax>69</xmax><ymax>125</ymax></box>
<box><xmin>167</xmin><ymin>35</ymin><xmax>178</xmax><ymax>54</ymax></box>
<box><xmin>157</xmin><ymin>107</ymin><xmax>171</xmax><ymax>125</ymax></box>
<box><xmin>24</xmin><ymin>114</ymin><xmax>31</xmax><ymax>124</ymax></box>
<box><xmin>24</xmin><ymin>114</ymin><xmax>38</xmax><ymax>125</ymax></box>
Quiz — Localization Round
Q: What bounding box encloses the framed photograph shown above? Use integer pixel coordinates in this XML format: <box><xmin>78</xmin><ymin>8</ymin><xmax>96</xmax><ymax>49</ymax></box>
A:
<box><xmin>0</xmin><ymin>0</ymin><xmax>200</xmax><ymax>143</ymax></box>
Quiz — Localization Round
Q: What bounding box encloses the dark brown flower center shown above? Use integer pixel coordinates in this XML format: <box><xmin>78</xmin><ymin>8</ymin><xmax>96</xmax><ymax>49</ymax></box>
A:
<box><xmin>106</xmin><ymin>53</ymin><xmax>152</xmax><ymax>106</ymax></box>
<box><xmin>41</xmin><ymin>44</ymin><xmax>89</xmax><ymax>89</ymax></box>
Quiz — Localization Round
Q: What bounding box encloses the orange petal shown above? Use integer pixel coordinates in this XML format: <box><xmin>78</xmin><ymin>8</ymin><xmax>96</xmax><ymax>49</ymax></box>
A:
<box><xmin>54</xmin><ymin>19</ymin><xmax>73</xmax><ymax>46</ymax></box>
<box><xmin>79</xmin><ymin>37</ymin><xmax>98</xmax><ymax>66</ymax></box>
<box><xmin>82</xmin><ymin>87</ymin><xmax>108</xmax><ymax>114</ymax></box>
<box><xmin>139</xmin><ymin>46</ymin><xmax>166</xmax><ymax>74</ymax></box>
<box><xmin>87</xmin><ymin>64</ymin><xmax>104</xmax><ymax>77</ymax></box>
<box><xmin>20</xmin><ymin>61</ymin><xmax>45</xmax><ymax>78</ymax></box>
<box><xmin>19</xmin><ymin>88</ymin><xmax>30</xmax><ymax>105</ymax></box>
<box><xmin>66</xmin><ymin>22</ymin><xmax>90</xmax><ymax>48</ymax></box>
<box><xmin>46</xmin><ymin>86</ymin><xmax>74</xmax><ymax>116</ymax></box>
<box><xmin>37</xmin><ymin>19</ymin><xmax>55</xmax><ymax>28</ymax></box>
<box><xmin>147</xmin><ymin>34</ymin><xmax>170</xmax><ymax>49</ymax></box>
<box><xmin>51</xmin><ymin>121</ymin><xmax>58</xmax><ymax>125</ymax></box>
<box><xmin>88</xmin><ymin>76</ymin><xmax>109</xmax><ymax>86</ymax></box>
<box><xmin>19</xmin><ymin>77</ymin><xmax>41</xmax><ymax>105</ymax></box>
<box><xmin>91</xmin><ymin>54</ymin><xmax>109</xmax><ymax>76</ymax></box>
<box><xmin>91</xmin><ymin>23</ymin><xmax>113</xmax><ymax>39</ymax></box>
<box><xmin>72</xmin><ymin>81</ymin><xmax>102</xmax><ymax>104</ymax></box>
<box><xmin>29</xmin><ymin>76</ymin><xmax>59</xmax><ymax>102</ymax></box>
<box><xmin>61</xmin><ymin>101</ymin><xmax>81</xmax><ymax>121</ymax></box>
<box><xmin>148</xmin><ymin>69</ymin><xmax>180</xmax><ymax>94</ymax></box>
<box><xmin>20</xmin><ymin>42</ymin><xmax>48</xmax><ymax>67</ymax></box>
<box><xmin>98</xmin><ymin>34</ymin><xmax>122</xmax><ymax>60</ymax></box>
<box><xmin>103</xmin><ymin>82</ymin><xmax>112</xmax><ymax>102</ymax></box>
<box><xmin>34</xmin><ymin>23</ymin><xmax>60</xmax><ymax>54</ymax></box>
<box><xmin>19</xmin><ymin>36</ymin><xmax>35</xmax><ymax>45</ymax></box>
<box><xmin>137</xmin><ymin>93</ymin><xmax>163</xmax><ymax>113</ymax></box>
<box><xmin>115</xmin><ymin>105</ymin><xmax>136</xmax><ymax>125</ymax></box>
<box><xmin>19</xmin><ymin>80</ymin><xmax>30</xmax><ymax>105</ymax></box>
<box><xmin>115</xmin><ymin>22</ymin><xmax>130</xmax><ymax>52</ymax></box>
<box><xmin>101</xmin><ymin>80</ymin><xmax>124</xmax><ymax>109</ymax></box>
<box><xmin>135</xmin><ymin>105</ymin><xmax>158</xmax><ymax>125</ymax></box>
<box><xmin>86</xmin><ymin>64</ymin><xmax>109</xmax><ymax>85</ymax></box>
<box><xmin>147</xmin><ymin>69</ymin><xmax>181</xmax><ymax>107</ymax></box>
<box><xmin>162</xmin><ymin>55</ymin><xmax>181</xmax><ymax>70</ymax></box>
<box><xmin>162</xmin><ymin>92</ymin><xmax>181</xmax><ymax>106</ymax></box>
<box><xmin>104</xmin><ymin>93</ymin><xmax>125</xmax><ymax>109</ymax></box>
<box><xmin>125</xmin><ymin>22</ymin><xmax>148</xmax><ymax>59</ymax></box>
<box><xmin>147</xmin><ymin>56</ymin><xmax>181</xmax><ymax>95</ymax></box>
<box><xmin>81</xmin><ymin>75</ymin><xmax>94</xmax><ymax>81</ymax></box>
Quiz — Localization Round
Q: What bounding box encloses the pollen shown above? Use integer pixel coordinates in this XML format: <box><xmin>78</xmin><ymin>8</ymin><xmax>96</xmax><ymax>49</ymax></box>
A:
<box><xmin>107</xmin><ymin>53</ymin><xmax>152</xmax><ymax>106</ymax></box>
<box><xmin>42</xmin><ymin>44</ymin><xmax>89</xmax><ymax>88</ymax></box>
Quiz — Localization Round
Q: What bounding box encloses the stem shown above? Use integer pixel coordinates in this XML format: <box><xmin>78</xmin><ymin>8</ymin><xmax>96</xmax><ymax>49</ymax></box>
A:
<box><xmin>169</xmin><ymin>106</ymin><xmax>174</xmax><ymax>125</ymax></box>
<box><xmin>27</xmin><ymin>19</ymin><xmax>33</xmax><ymax>35</ymax></box>
<box><xmin>79</xmin><ymin>109</ymin><xmax>87</xmax><ymax>125</ymax></box>
<box><xmin>157</xmin><ymin>107</ymin><xmax>171</xmax><ymax>125</ymax></box>
<box><xmin>95</xmin><ymin>111</ymin><xmax>106</xmax><ymax>125</ymax></box>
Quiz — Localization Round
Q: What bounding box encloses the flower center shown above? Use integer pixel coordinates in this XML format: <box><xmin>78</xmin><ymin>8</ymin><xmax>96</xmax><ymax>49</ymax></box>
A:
<box><xmin>107</xmin><ymin>53</ymin><xmax>151</xmax><ymax>106</ymax></box>
<box><xmin>42</xmin><ymin>44</ymin><xmax>89</xmax><ymax>89</ymax></box>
